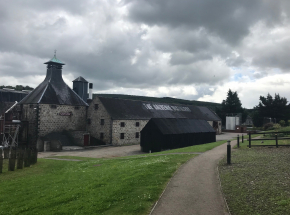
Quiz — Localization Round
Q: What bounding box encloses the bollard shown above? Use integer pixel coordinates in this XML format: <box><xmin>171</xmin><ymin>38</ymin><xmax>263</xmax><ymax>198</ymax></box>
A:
<box><xmin>0</xmin><ymin>148</ymin><xmax>3</xmax><ymax>173</ymax></box>
<box><xmin>275</xmin><ymin>134</ymin><xmax>278</xmax><ymax>148</ymax></box>
<box><xmin>227</xmin><ymin>140</ymin><xmax>231</xmax><ymax>165</ymax></box>
<box><xmin>249</xmin><ymin>133</ymin><xmax>251</xmax><ymax>148</ymax></box>
<box><xmin>242</xmin><ymin>134</ymin><xmax>244</xmax><ymax>143</ymax></box>
<box><xmin>237</xmin><ymin>135</ymin><xmax>240</xmax><ymax>148</ymax></box>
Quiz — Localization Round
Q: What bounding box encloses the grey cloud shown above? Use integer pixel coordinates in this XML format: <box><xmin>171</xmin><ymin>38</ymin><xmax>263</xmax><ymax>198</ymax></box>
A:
<box><xmin>252</xmin><ymin>40</ymin><xmax>290</xmax><ymax>71</ymax></box>
<box><xmin>125</xmin><ymin>0</ymin><xmax>287</xmax><ymax>45</ymax></box>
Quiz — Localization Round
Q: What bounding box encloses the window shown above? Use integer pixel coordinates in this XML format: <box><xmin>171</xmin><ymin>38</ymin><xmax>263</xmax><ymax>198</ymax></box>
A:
<box><xmin>136</xmin><ymin>122</ymin><xmax>140</xmax><ymax>127</ymax></box>
<box><xmin>120</xmin><ymin>133</ymin><xmax>125</xmax><ymax>139</ymax></box>
<box><xmin>100</xmin><ymin>133</ymin><xmax>104</xmax><ymax>139</ymax></box>
<box><xmin>50</xmin><ymin>105</ymin><xmax>57</xmax><ymax>109</ymax></box>
<box><xmin>94</xmin><ymin>104</ymin><xmax>99</xmax><ymax>110</ymax></box>
<box><xmin>87</xmin><ymin>119</ymin><xmax>91</xmax><ymax>125</ymax></box>
<box><xmin>29</xmin><ymin>104</ymin><xmax>33</xmax><ymax>108</ymax></box>
<box><xmin>101</xmin><ymin>119</ymin><xmax>104</xmax><ymax>125</ymax></box>
<box><xmin>74</xmin><ymin>106</ymin><xmax>80</xmax><ymax>110</ymax></box>
<box><xmin>120</xmin><ymin>122</ymin><xmax>125</xmax><ymax>127</ymax></box>
<box><xmin>135</xmin><ymin>132</ymin><xmax>139</xmax><ymax>138</ymax></box>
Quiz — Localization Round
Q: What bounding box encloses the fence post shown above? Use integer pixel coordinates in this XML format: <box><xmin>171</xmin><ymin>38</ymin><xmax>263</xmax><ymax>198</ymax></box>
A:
<box><xmin>0</xmin><ymin>148</ymin><xmax>3</xmax><ymax>174</ymax></box>
<box><xmin>4</xmin><ymin>147</ymin><xmax>9</xmax><ymax>159</ymax></box>
<box><xmin>24</xmin><ymin>148</ymin><xmax>29</xmax><ymax>167</ymax></box>
<box><xmin>227</xmin><ymin>140</ymin><xmax>231</xmax><ymax>165</ymax></box>
<box><xmin>249</xmin><ymin>132</ymin><xmax>251</xmax><ymax>148</ymax></box>
<box><xmin>8</xmin><ymin>147</ymin><xmax>16</xmax><ymax>171</ymax></box>
<box><xmin>17</xmin><ymin>149</ymin><xmax>24</xmax><ymax>169</ymax></box>
<box><xmin>275</xmin><ymin>134</ymin><xmax>278</xmax><ymax>148</ymax></box>
<box><xmin>237</xmin><ymin>135</ymin><xmax>240</xmax><ymax>148</ymax></box>
<box><xmin>242</xmin><ymin>134</ymin><xmax>244</xmax><ymax>143</ymax></box>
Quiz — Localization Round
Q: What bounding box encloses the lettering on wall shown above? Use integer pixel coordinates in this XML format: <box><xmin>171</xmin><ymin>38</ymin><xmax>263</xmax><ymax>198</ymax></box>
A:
<box><xmin>143</xmin><ymin>103</ymin><xmax>191</xmax><ymax>112</ymax></box>
<box><xmin>58</xmin><ymin>112</ymin><xmax>73</xmax><ymax>116</ymax></box>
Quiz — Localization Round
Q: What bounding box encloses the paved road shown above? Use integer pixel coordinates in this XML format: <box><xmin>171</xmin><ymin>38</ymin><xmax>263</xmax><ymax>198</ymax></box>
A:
<box><xmin>151</xmin><ymin>140</ymin><xmax>236</xmax><ymax>215</ymax></box>
<box><xmin>38</xmin><ymin>132</ymin><xmax>242</xmax><ymax>159</ymax></box>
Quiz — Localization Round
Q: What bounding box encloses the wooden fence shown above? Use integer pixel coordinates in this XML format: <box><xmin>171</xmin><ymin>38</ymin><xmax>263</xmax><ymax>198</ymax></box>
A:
<box><xmin>247</xmin><ymin>132</ymin><xmax>290</xmax><ymax>148</ymax></box>
<box><xmin>0</xmin><ymin>147</ymin><xmax>38</xmax><ymax>173</ymax></box>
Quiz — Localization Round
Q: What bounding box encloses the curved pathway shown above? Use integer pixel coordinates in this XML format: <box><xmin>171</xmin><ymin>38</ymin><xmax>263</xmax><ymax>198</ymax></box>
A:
<box><xmin>151</xmin><ymin>140</ymin><xmax>237</xmax><ymax>215</ymax></box>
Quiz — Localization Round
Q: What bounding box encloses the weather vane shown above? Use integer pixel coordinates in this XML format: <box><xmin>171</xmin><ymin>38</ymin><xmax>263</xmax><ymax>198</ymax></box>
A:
<box><xmin>54</xmin><ymin>49</ymin><xmax>57</xmax><ymax>57</ymax></box>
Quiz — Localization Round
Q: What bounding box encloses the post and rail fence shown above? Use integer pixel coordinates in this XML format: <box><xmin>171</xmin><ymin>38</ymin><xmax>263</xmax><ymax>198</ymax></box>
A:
<box><xmin>247</xmin><ymin>131</ymin><xmax>290</xmax><ymax>148</ymax></box>
<box><xmin>0</xmin><ymin>147</ymin><xmax>37</xmax><ymax>173</ymax></box>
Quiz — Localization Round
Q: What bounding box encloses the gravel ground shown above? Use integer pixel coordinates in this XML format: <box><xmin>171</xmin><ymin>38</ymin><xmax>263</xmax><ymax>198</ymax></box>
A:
<box><xmin>38</xmin><ymin>132</ymin><xmax>243</xmax><ymax>159</ymax></box>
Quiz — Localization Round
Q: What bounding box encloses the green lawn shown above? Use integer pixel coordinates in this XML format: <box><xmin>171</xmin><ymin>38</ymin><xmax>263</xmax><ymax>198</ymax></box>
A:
<box><xmin>0</xmin><ymin>138</ymin><xmax>233</xmax><ymax>215</ymax></box>
<box><xmin>152</xmin><ymin>139</ymin><xmax>230</xmax><ymax>154</ymax></box>
<box><xmin>219</xmin><ymin>139</ymin><xmax>290</xmax><ymax>215</ymax></box>
<box><xmin>0</xmin><ymin>154</ymin><xmax>196</xmax><ymax>215</ymax></box>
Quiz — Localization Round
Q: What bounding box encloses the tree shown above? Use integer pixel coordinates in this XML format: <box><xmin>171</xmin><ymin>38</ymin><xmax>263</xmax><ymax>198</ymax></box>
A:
<box><xmin>221</xmin><ymin>89</ymin><xmax>243</xmax><ymax>114</ymax></box>
<box><xmin>216</xmin><ymin>89</ymin><xmax>245</xmax><ymax>126</ymax></box>
<box><xmin>252</xmin><ymin>93</ymin><xmax>289</xmax><ymax>127</ymax></box>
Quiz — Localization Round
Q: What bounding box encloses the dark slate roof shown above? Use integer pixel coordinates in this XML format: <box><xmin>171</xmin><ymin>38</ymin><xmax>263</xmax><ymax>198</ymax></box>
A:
<box><xmin>72</xmin><ymin>76</ymin><xmax>88</xmax><ymax>83</ymax></box>
<box><xmin>150</xmin><ymin>118</ymin><xmax>216</xmax><ymax>134</ymax></box>
<box><xmin>19</xmin><ymin>58</ymin><xmax>88</xmax><ymax>106</ymax></box>
<box><xmin>98</xmin><ymin>97</ymin><xmax>221</xmax><ymax>121</ymax></box>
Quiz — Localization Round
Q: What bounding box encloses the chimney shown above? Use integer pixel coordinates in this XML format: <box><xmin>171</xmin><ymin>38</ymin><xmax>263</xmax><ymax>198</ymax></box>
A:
<box><xmin>89</xmin><ymin>83</ymin><xmax>93</xmax><ymax>100</ymax></box>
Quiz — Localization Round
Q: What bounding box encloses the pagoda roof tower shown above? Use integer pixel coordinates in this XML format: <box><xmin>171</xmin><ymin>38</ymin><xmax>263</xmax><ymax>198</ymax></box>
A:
<box><xmin>19</xmin><ymin>54</ymin><xmax>88</xmax><ymax>106</ymax></box>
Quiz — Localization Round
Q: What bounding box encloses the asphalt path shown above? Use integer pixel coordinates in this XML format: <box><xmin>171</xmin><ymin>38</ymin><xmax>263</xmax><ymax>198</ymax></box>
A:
<box><xmin>150</xmin><ymin>140</ymin><xmax>237</xmax><ymax>215</ymax></box>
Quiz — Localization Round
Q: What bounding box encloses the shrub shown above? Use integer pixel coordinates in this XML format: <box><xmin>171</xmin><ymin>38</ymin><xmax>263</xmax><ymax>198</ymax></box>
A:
<box><xmin>263</xmin><ymin>122</ymin><xmax>274</xmax><ymax>130</ymax></box>
<box><xmin>273</xmin><ymin>123</ymin><xmax>281</xmax><ymax>130</ymax></box>
<box><xmin>279</xmin><ymin>120</ymin><xmax>286</xmax><ymax>127</ymax></box>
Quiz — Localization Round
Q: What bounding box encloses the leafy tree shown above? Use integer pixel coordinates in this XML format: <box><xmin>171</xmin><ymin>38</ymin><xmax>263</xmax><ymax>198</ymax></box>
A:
<box><xmin>252</xmin><ymin>93</ymin><xmax>289</xmax><ymax>127</ymax></box>
<box><xmin>216</xmin><ymin>89</ymin><xmax>245</xmax><ymax>126</ymax></box>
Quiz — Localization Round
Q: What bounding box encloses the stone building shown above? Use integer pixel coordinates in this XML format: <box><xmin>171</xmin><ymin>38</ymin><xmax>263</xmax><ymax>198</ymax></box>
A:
<box><xmin>87</xmin><ymin>96</ymin><xmax>221</xmax><ymax>146</ymax></box>
<box><xmin>18</xmin><ymin>54</ymin><xmax>89</xmax><ymax>149</ymax></box>
<box><xmin>9</xmin><ymin>54</ymin><xmax>221</xmax><ymax>150</ymax></box>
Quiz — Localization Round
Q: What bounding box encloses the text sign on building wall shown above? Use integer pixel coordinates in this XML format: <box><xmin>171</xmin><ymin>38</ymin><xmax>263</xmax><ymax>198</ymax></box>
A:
<box><xmin>143</xmin><ymin>103</ymin><xmax>191</xmax><ymax>112</ymax></box>
<box><xmin>58</xmin><ymin>112</ymin><xmax>73</xmax><ymax>116</ymax></box>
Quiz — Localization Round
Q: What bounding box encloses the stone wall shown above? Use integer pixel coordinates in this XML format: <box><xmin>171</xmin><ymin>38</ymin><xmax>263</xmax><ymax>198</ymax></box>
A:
<box><xmin>112</xmin><ymin>119</ymin><xmax>148</xmax><ymax>145</ymax></box>
<box><xmin>38</xmin><ymin>104</ymin><xmax>87</xmax><ymax>137</ymax></box>
<box><xmin>67</xmin><ymin>130</ymin><xmax>89</xmax><ymax>146</ymax></box>
<box><xmin>87</xmin><ymin>97</ymin><xmax>112</xmax><ymax>144</ymax></box>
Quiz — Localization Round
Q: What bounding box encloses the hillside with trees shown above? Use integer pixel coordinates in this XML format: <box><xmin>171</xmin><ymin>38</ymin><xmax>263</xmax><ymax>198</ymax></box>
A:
<box><xmin>0</xmin><ymin>85</ymin><xmax>34</xmax><ymax>91</ymax></box>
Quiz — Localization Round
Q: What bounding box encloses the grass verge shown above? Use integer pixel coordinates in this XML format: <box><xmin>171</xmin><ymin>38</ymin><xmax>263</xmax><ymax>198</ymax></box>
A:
<box><xmin>219</xmin><ymin>139</ymin><xmax>290</xmax><ymax>215</ymax></box>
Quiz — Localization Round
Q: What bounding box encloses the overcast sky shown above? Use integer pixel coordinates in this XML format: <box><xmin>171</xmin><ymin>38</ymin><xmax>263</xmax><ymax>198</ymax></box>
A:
<box><xmin>1</xmin><ymin>0</ymin><xmax>290</xmax><ymax>108</ymax></box>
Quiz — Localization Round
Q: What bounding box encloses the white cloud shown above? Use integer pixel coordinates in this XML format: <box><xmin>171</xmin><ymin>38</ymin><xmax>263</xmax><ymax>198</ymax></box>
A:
<box><xmin>198</xmin><ymin>73</ymin><xmax>290</xmax><ymax>108</ymax></box>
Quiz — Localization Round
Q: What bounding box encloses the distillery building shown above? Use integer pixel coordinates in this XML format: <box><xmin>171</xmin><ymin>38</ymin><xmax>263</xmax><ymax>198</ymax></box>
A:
<box><xmin>18</xmin><ymin>54</ymin><xmax>89</xmax><ymax>149</ymax></box>
<box><xmin>6</xmin><ymin>54</ymin><xmax>222</xmax><ymax>151</ymax></box>
<box><xmin>86</xmin><ymin>96</ymin><xmax>221</xmax><ymax>146</ymax></box>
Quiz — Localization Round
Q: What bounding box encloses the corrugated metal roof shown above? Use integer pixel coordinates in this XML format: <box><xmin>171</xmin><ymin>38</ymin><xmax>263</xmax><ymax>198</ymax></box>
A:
<box><xmin>19</xmin><ymin>59</ymin><xmax>88</xmax><ymax>106</ymax></box>
<box><xmin>98</xmin><ymin>97</ymin><xmax>221</xmax><ymax>121</ymax></box>
<box><xmin>72</xmin><ymin>76</ymin><xmax>88</xmax><ymax>83</ymax></box>
<box><xmin>150</xmin><ymin>118</ymin><xmax>216</xmax><ymax>134</ymax></box>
